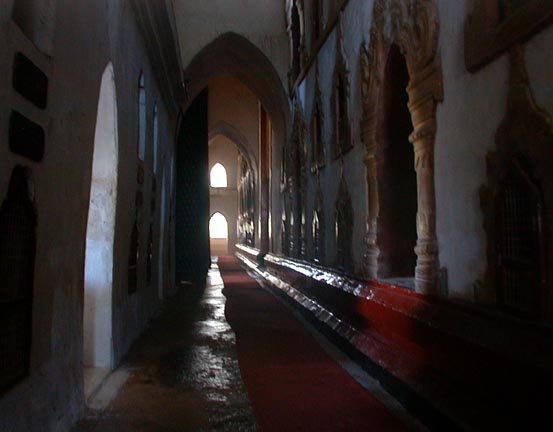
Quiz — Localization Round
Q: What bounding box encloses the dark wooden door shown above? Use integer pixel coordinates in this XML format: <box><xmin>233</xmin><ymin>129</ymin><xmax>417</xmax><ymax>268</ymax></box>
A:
<box><xmin>175</xmin><ymin>89</ymin><xmax>210</xmax><ymax>284</ymax></box>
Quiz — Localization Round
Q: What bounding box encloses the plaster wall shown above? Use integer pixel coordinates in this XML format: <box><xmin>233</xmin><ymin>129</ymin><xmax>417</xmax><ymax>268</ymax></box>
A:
<box><xmin>0</xmin><ymin>1</ymin><xmax>178</xmax><ymax>430</ymax></box>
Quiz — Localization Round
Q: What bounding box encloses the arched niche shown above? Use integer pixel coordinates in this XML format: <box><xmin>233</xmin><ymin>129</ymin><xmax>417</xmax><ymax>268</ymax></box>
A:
<box><xmin>311</xmin><ymin>72</ymin><xmax>325</xmax><ymax>172</ymax></box>
<box><xmin>360</xmin><ymin>0</ymin><xmax>443</xmax><ymax>294</ymax></box>
<box><xmin>332</xmin><ymin>18</ymin><xmax>352</xmax><ymax>159</ymax></box>
<box><xmin>0</xmin><ymin>166</ymin><xmax>36</xmax><ymax>394</ymax></box>
<box><xmin>480</xmin><ymin>46</ymin><xmax>553</xmax><ymax>321</ymax></box>
<box><xmin>375</xmin><ymin>45</ymin><xmax>417</xmax><ymax>279</ymax></box>
<box><xmin>287</xmin><ymin>0</ymin><xmax>306</xmax><ymax>82</ymax></box>
<box><xmin>83</xmin><ymin>63</ymin><xmax>118</xmax><ymax>396</ymax></box>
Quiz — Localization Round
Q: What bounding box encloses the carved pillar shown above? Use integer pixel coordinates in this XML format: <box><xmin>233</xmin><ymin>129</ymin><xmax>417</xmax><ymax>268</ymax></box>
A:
<box><xmin>363</xmin><ymin>139</ymin><xmax>379</xmax><ymax>279</ymax></box>
<box><xmin>409</xmin><ymin>93</ymin><xmax>438</xmax><ymax>292</ymax></box>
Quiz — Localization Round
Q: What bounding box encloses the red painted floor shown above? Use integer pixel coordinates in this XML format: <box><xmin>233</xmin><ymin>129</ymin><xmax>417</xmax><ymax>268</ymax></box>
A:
<box><xmin>219</xmin><ymin>256</ymin><xmax>408</xmax><ymax>432</ymax></box>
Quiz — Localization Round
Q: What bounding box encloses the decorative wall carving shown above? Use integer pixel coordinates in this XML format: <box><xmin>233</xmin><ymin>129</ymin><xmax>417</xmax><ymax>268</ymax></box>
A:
<box><xmin>0</xmin><ymin>166</ymin><xmax>36</xmax><ymax>394</ymax></box>
<box><xmin>360</xmin><ymin>0</ymin><xmax>443</xmax><ymax>294</ymax></box>
<box><xmin>480</xmin><ymin>45</ymin><xmax>553</xmax><ymax>320</ymax></box>
<box><xmin>332</xmin><ymin>16</ymin><xmax>352</xmax><ymax>159</ymax></box>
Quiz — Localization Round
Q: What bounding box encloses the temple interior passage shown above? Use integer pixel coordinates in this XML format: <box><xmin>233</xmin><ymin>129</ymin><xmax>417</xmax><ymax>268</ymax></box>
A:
<box><xmin>2</xmin><ymin>1</ymin><xmax>553</xmax><ymax>431</ymax></box>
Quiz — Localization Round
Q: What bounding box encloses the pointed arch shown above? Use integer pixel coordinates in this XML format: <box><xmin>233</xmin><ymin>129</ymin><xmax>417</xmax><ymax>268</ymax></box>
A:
<box><xmin>183</xmin><ymin>32</ymin><xmax>289</xmax><ymax>136</ymax></box>
<box><xmin>184</xmin><ymin>32</ymin><xmax>290</xmax><ymax>258</ymax></box>
<box><xmin>208</xmin><ymin>121</ymin><xmax>258</xmax><ymax>179</ymax></box>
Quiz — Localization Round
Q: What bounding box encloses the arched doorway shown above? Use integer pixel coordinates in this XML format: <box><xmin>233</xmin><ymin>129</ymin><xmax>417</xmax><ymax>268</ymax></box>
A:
<box><xmin>183</xmin><ymin>32</ymin><xmax>290</xmax><ymax>258</ymax></box>
<box><xmin>377</xmin><ymin>45</ymin><xmax>417</xmax><ymax>282</ymax></box>
<box><xmin>210</xmin><ymin>212</ymin><xmax>229</xmax><ymax>256</ymax></box>
<box><xmin>83</xmin><ymin>63</ymin><xmax>118</xmax><ymax>399</ymax></box>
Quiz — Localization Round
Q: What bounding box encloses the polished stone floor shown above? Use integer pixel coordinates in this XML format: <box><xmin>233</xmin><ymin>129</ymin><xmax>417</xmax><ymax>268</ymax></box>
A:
<box><xmin>73</xmin><ymin>266</ymin><xmax>258</xmax><ymax>432</ymax></box>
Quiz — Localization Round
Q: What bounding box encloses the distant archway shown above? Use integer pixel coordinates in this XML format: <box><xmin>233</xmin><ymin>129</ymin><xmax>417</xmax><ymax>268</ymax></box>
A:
<box><xmin>184</xmin><ymin>32</ymin><xmax>289</xmax><ymax>133</ymax></box>
<box><xmin>183</xmin><ymin>33</ymin><xmax>290</xmax><ymax>256</ymax></box>
<box><xmin>83</xmin><ymin>63</ymin><xmax>118</xmax><ymax>398</ymax></box>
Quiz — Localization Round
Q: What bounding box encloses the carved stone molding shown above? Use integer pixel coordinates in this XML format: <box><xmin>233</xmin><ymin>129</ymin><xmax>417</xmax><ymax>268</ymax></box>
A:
<box><xmin>360</xmin><ymin>0</ymin><xmax>443</xmax><ymax>294</ymax></box>
<box><xmin>480</xmin><ymin>45</ymin><xmax>553</xmax><ymax>320</ymax></box>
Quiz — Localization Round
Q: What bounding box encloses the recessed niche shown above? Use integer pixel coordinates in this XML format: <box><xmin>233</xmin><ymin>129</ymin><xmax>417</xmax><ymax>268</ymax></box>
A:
<box><xmin>13</xmin><ymin>53</ymin><xmax>48</xmax><ymax>109</ymax></box>
<box><xmin>9</xmin><ymin>111</ymin><xmax>45</xmax><ymax>162</ymax></box>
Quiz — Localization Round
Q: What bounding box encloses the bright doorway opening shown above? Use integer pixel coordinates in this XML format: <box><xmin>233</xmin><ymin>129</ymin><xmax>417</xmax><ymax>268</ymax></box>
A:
<box><xmin>210</xmin><ymin>212</ymin><xmax>229</xmax><ymax>256</ymax></box>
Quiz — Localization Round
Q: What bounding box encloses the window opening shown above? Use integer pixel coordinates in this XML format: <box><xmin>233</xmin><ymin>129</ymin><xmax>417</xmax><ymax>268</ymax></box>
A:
<box><xmin>210</xmin><ymin>163</ymin><xmax>228</xmax><ymax>188</ymax></box>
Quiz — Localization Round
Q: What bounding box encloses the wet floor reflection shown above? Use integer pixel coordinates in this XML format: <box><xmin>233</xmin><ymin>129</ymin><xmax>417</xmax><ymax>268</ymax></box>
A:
<box><xmin>74</xmin><ymin>265</ymin><xmax>258</xmax><ymax>432</ymax></box>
